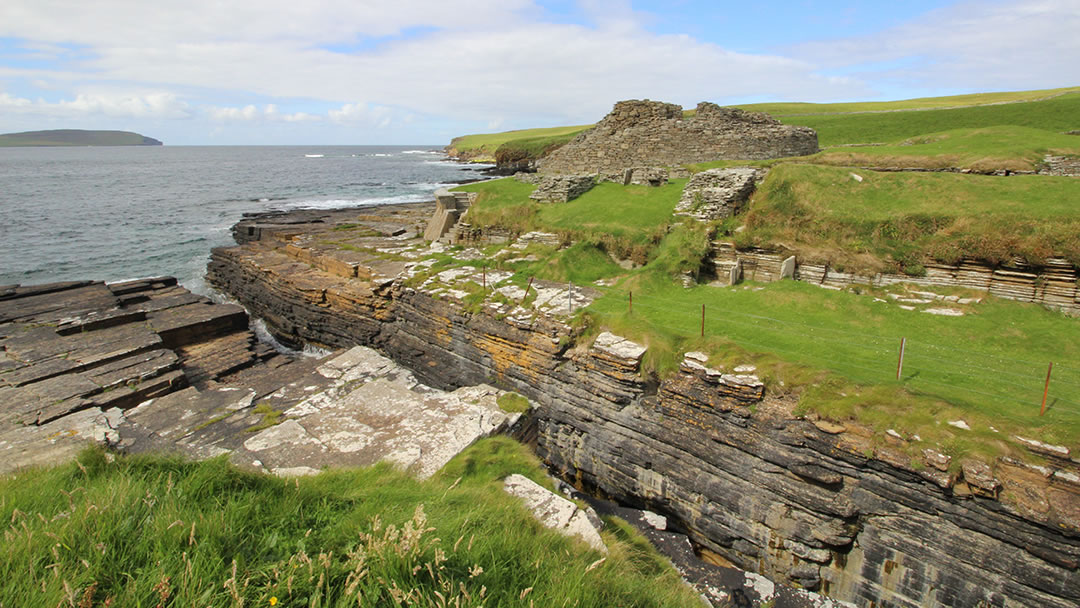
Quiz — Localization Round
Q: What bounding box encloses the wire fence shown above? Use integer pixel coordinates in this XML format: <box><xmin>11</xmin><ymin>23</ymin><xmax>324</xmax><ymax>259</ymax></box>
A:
<box><xmin>608</xmin><ymin>289</ymin><xmax>1080</xmax><ymax>424</ymax></box>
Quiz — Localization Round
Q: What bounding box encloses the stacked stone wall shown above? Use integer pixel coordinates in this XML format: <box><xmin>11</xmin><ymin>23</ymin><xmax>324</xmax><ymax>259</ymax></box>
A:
<box><xmin>537</xmin><ymin>100</ymin><xmax>818</xmax><ymax>175</ymax></box>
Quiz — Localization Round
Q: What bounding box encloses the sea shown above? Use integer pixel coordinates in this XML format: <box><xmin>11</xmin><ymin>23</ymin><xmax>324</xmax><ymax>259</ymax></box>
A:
<box><xmin>0</xmin><ymin>145</ymin><xmax>488</xmax><ymax>294</ymax></box>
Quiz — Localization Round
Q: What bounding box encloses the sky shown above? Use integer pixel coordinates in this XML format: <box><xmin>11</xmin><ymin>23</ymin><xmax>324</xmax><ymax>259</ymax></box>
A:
<box><xmin>0</xmin><ymin>0</ymin><xmax>1077</xmax><ymax>145</ymax></box>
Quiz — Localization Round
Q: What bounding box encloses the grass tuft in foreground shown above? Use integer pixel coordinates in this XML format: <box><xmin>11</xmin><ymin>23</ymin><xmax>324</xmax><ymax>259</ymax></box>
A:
<box><xmin>0</xmin><ymin>438</ymin><xmax>701</xmax><ymax>608</ymax></box>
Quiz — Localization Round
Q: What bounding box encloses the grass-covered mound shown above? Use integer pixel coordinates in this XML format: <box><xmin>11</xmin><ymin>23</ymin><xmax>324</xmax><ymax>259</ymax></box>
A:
<box><xmin>0</xmin><ymin>438</ymin><xmax>701</xmax><ymax>607</ymax></box>
<box><xmin>727</xmin><ymin>163</ymin><xmax>1080</xmax><ymax>272</ymax></box>
<box><xmin>447</xmin><ymin>125</ymin><xmax>589</xmax><ymax>162</ymax></box>
<box><xmin>454</xmin><ymin>177</ymin><xmax>686</xmax><ymax>267</ymax></box>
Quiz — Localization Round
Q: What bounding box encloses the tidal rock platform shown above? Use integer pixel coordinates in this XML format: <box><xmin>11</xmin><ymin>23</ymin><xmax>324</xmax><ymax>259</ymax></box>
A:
<box><xmin>0</xmin><ymin>275</ymin><xmax>520</xmax><ymax>477</ymax></box>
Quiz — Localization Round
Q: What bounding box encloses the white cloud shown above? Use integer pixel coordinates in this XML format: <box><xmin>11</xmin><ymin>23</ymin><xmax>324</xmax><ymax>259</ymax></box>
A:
<box><xmin>328</xmin><ymin>102</ymin><xmax>393</xmax><ymax>128</ymax></box>
<box><xmin>0</xmin><ymin>0</ymin><xmax>1074</xmax><ymax>142</ymax></box>
<box><xmin>0</xmin><ymin>90</ymin><xmax>191</xmax><ymax>119</ymax></box>
<box><xmin>207</xmin><ymin>103</ymin><xmax>323</xmax><ymax>123</ymax></box>
<box><xmin>792</xmin><ymin>0</ymin><xmax>1080</xmax><ymax>92</ymax></box>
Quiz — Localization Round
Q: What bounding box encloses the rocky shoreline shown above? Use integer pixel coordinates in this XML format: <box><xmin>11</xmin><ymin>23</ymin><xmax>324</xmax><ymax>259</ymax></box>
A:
<box><xmin>202</xmin><ymin>205</ymin><xmax>1078</xmax><ymax>607</ymax></box>
<box><xmin>4</xmin><ymin>201</ymin><xmax>1078</xmax><ymax>607</ymax></box>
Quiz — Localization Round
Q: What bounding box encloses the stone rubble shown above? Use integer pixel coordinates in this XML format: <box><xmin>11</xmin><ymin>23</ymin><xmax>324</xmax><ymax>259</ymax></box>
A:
<box><xmin>675</xmin><ymin>167</ymin><xmax>762</xmax><ymax>222</ymax></box>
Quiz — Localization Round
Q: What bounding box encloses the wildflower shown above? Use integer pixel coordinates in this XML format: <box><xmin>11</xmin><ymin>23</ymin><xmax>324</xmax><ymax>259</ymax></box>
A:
<box><xmin>269</xmin><ymin>597</ymin><xmax>278</xmax><ymax>606</ymax></box>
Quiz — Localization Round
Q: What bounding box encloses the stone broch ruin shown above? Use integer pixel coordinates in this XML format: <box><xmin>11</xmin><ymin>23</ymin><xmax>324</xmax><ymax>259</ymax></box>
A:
<box><xmin>537</xmin><ymin>99</ymin><xmax>818</xmax><ymax>174</ymax></box>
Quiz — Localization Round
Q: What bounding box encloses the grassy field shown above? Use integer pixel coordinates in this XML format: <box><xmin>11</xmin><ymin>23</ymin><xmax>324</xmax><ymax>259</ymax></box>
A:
<box><xmin>584</xmin><ymin>276</ymin><xmax>1080</xmax><ymax>458</ymax></box>
<box><xmin>781</xmin><ymin>92</ymin><xmax>1080</xmax><ymax>147</ymax></box>
<box><xmin>734</xmin><ymin>86</ymin><xmax>1080</xmax><ymax>116</ymax></box>
<box><xmin>808</xmin><ymin>125</ymin><xmax>1080</xmax><ymax>172</ymax></box>
<box><xmin>0</xmin><ymin>438</ymin><xmax>702</xmax><ymax>608</ymax></box>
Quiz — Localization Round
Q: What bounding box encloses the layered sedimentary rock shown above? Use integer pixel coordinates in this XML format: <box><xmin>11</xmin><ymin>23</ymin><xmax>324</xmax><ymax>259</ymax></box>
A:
<box><xmin>207</xmin><ymin>210</ymin><xmax>1080</xmax><ymax>608</ymax></box>
<box><xmin>0</xmin><ymin>277</ymin><xmax>300</xmax><ymax>472</ymax></box>
<box><xmin>537</xmin><ymin>100</ymin><xmax>818</xmax><ymax>175</ymax></box>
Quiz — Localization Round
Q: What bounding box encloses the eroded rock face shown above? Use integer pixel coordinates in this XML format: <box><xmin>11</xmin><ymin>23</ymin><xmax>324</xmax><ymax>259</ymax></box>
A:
<box><xmin>207</xmin><ymin>211</ymin><xmax>1080</xmax><ymax>608</ymax></box>
<box><xmin>537</xmin><ymin>100</ymin><xmax>818</xmax><ymax>175</ymax></box>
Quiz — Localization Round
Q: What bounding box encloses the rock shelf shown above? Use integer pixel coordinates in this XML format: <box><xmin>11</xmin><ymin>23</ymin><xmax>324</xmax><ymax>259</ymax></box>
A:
<box><xmin>1</xmin><ymin>270</ymin><xmax>520</xmax><ymax>480</ymax></box>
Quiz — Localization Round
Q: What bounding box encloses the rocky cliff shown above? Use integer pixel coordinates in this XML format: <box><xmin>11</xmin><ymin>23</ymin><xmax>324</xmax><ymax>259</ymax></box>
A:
<box><xmin>207</xmin><ymin>209</ymin><xmax>1080</xmax><ymax>608</ymax></box>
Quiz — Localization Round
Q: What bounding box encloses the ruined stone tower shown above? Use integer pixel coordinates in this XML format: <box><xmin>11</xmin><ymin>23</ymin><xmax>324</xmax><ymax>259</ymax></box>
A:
<box><xmin>536</xmin><ymin>100</ymin><xmax>818</xmax><ymax>174</ymax></box>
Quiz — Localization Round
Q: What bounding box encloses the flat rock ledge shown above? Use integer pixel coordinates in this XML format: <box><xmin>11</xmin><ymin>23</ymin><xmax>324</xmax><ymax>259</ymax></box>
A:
<box><xmin>1</xmin><ymin>278</ymin><xmax>523</xmax><ymax>479</ymax></box>
<box><xmin>503</xmin><ymin>473</ymin><xmax>607</xmax><ymax>553</ymax></box>
<box><xmin>122</xmin><ymin>345</ymin><xmax>521</xmax><ymax>478</ymax></box>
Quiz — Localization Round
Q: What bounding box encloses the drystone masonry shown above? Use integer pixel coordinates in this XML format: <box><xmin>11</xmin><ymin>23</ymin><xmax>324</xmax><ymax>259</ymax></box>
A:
<box><xmin>712</xmin><ymin>243</ymin><xmax>1080</xmax><ymax>315</ymax></box>
<box><xmin>537</xmin><ymin>100</ymin><xmax>818</xmax><ymax>175</ymax></box>
<box><xmin>528</xmin><ymin>174</ymin><xmax>597</xmax><ymax>203</ymax></box>
<box><xmin>675</xmin><ymin>167</ymin><xmax>763</xmax><ymax>221</ymax></box>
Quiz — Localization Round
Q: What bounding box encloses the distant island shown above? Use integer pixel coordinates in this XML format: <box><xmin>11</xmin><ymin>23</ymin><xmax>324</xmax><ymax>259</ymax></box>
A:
<box><xmin>0</xmin><ymin>129</ymin><xmax>163</xmax><ymax>147</ymax></box>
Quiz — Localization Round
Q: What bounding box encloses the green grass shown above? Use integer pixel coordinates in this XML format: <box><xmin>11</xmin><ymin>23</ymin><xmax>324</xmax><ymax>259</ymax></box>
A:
<box><xmin>454</xmin><ymin>178</ymin><xmax>686</xmax><ymax>267</ymax></box>
<box><xmin>0</xmin><ymin>438</ymin><xmax>702</xmax><ymax>608</ymax></box>
<box><xmin>731</xmin><ymin>164</ymin><xmax>1080</xmax><ymax>270</ymax></box>
<box><xmin>586</xmin><ymin>277</ymin><xmax>1080</xmax><ymax>456</ymax></box>
<box><xmin>448</xmin><ymin>125</ymin><xmax>591</xmax><ymax>160</ymax></box>
<box><xmin>494</xmin><ymin>132</ymin><xmax>585</xmax><ymax>165</ymax></box>
<box><xmin>734</xmin><ymin>86</ymin><xmax>1080</xmax><ymax>116</ymax></box>
<box><xmin>780</xmin><ymin>92</ymin><xmax>1080</xmax><ymax>147</ymax></box>
<box><xmin>809</xmin><ymin>125</ymin><xmax>1080</xmax><ymax>172</ymax></box>
<box><xmin>496</xmin><ymin>392</ymin><xmax>531</xmax><ymax>413</ymax></box>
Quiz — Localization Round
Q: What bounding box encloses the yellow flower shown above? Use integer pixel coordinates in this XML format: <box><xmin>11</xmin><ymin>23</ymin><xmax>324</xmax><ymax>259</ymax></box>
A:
<box><xmin>269</xmin><ymin>597</ymin><xmax>278</xmax><ymax>606</ymax></box>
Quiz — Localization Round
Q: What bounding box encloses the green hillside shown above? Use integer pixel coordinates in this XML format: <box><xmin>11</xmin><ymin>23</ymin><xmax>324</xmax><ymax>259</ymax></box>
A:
<box><xmin>0</xmin><ymin>129</ymin><xmax>163</xmax><ymax>147</ymax></box>
<box><xmin>447</xmin><ymin>86</ymin><xmax>1080</xmax><ymax>459</ymax></box>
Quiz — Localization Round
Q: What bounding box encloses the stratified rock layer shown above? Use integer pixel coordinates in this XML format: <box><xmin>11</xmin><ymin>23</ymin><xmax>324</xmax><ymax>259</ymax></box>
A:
<box><xmin>207</xmin><ymin>208</ymin><xmax>1080</xmax><ymax>608</ymax></box>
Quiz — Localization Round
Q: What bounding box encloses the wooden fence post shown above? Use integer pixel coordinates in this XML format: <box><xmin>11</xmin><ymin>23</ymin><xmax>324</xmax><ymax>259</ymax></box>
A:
<box><xmin>896</xmin><ymin>337</ymin><xmax>906</xmax><ymax>380</ymax></box>
<box><xmin>1041</xmin><ymin>362</ymin><xmax>1054</xmax><ymax>416</ymax></box>
<box><xmin>520</xmin><ymin>277</ymin><xmax>534</xmax><ymax>307</ymax></box>
<box><xmin>701</xmin><ymin>304</ymin><xmax>705</xmax><ymax>338</ymax></box>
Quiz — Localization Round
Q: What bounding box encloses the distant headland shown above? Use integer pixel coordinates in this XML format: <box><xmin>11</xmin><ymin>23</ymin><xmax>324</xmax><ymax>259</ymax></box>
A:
<box><xmin>0</xmin><ymin>129</ymin><xmax>163</xmax><ymax>147</ymax></box>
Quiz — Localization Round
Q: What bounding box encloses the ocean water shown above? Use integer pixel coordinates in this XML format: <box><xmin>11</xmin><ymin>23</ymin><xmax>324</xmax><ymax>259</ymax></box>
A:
<box><xmin>0</xmin><ymin>145</ymin><xmax>486</xmax><ymax>294</ymax></box>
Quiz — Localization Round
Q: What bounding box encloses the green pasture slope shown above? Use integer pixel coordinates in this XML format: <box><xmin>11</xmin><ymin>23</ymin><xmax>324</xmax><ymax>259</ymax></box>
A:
<box><xmin>449</xmin><ymin>86</ymin><xmax>1080</xmax><ymax>459</ymax></box>
<box><xmin>0</xmin><ymin>439</ymin><xmax>701</xmax><ymax>607</ymax></box>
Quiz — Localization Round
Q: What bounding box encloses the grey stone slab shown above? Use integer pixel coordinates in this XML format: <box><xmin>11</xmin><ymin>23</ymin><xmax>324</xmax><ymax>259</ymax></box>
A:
<box><xmin>0</xmin><ymin>407</ymin><xmax>123</xmax><ymax>474</ymax></box>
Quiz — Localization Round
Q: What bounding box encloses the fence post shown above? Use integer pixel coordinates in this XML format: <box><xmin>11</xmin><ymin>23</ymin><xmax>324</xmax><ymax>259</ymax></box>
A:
<box><xmin>701</xmin><ymin>304</ymin><xmax>705</xmax><ymax>338</ymax></box>
<box><xmin>482</xmin><ymin>266</ymin><xmax>486</xmax><ymax>292</ymax></box>
<box><xmin>896</xmin><ymin>337</ymin><xmax>906</xmax><ymax>380</ymax></box>
<box><xmin>629</xmin><ymin>291</ymin><xmax>633</xmax><ymax>315</ymax></box>
<box><xmin>1041</xmin><ymin>362</ymin><xmax>1053</xmax><ymax>416</ymax></box>
<box><xmin>568</xmin><ymin>281</ymin><xmax>573</xmax><ymax>314</ymax></box>
<box><xmin>520</xmin><ymin>277</ymin><xmax>534</xmax><ymax>307</ymax></box>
